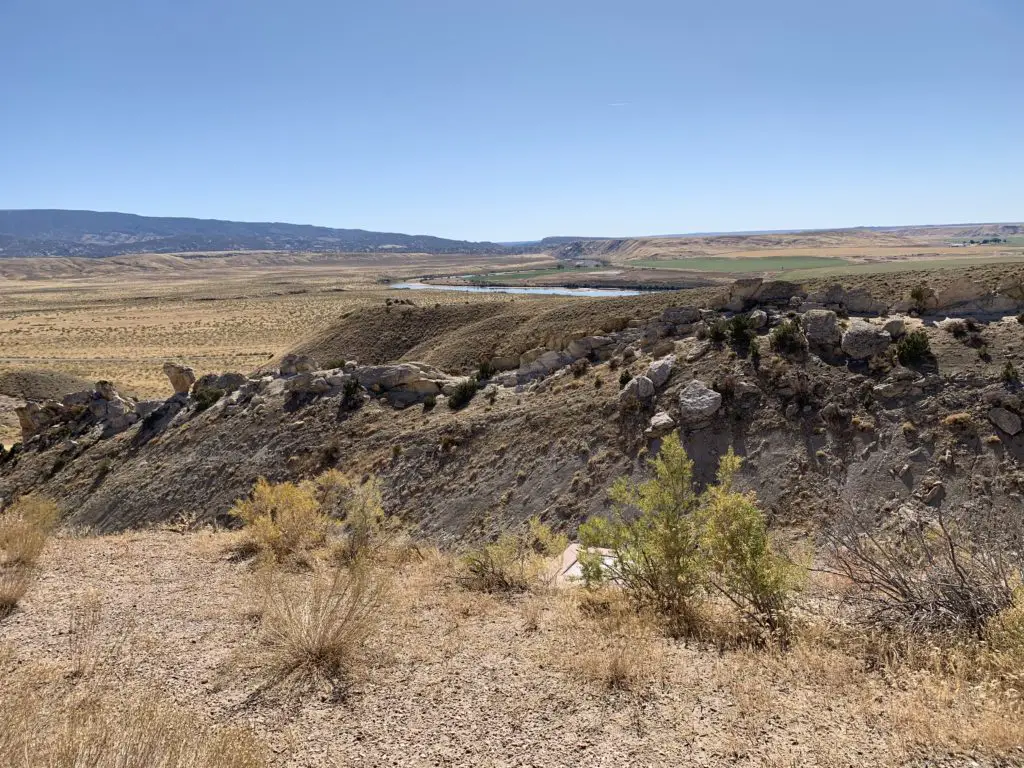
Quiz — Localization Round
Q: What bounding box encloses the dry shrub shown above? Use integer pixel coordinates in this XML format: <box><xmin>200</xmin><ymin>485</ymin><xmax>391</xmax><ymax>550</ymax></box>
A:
<box><xmin>0</xmin><ymin>566</ymin><xmax>31</xmax><ymax>619</ymax></box>
<box><xmin>0</xmin><ymin>493</ymin><xmax>59</xmax><ymax>567</ymax></box>
<box><xmin>825</xmin><ymin>503</ymin><xmax>1019</xmax><ymax>636</ymax></box>
<box><xmin>253</xmin><ymin>564</ymin><xmax>388</xmax><ymax>696</ymax></box>
<box><xmin>316</xmin><ymin>471</ymin><xmax>405</xmax><ymax>565</ymax></box>
<box><xmin>942</xmin><ymin>411</ymin><xmax>975</xmax><ymax>429</ymax></box>
<box><xmin>0</xmin><ymin>494</ymin><xmax>58</xmax><ymax>619</ymax></box>
<box><xmin>0</xmin><ymin>667</ymin><xmax>267</xmax><ymax>768</ymax></box>
<box><xmin>66</xmin><ymin>589</ymin><xmax>134</xmax><ymax>681</ymax></box>
<box><xmin>459</xmin><ymin>516</ymin><xmax>567</xmax><ymax>594</ymax></box>
<box><xmin>230</xmin><ymin>477</ymin><xmax>331</xmax><ymax>563</ymax></box>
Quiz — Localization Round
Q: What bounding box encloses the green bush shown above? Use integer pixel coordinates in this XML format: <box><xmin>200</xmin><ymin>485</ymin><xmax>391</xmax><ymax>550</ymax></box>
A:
<box><xmin>447</xmin><ymin>377</ymin><xmax>479</xmax><ymax>410</ymax></box>
<box><xmin>618</xmin><ymin>369</ymin><xmax>632</xmax><ymax>390</ymax></box>
<box><xmin>895</xmin><ymin>329</ymin><xmax>931</xmax><ymax>365</ymax></box>
<box><xmin>477</xmin><ymin>360</ymin><xmax>495</xmax><ymax>381</ymax></box>
<box><xmin>194</xmin><ymin>387</ymin><xmax>224</xmax><ymax>412</ymax></box>
<box><xmin>769</xmin><ymin>320</ymin><xmax>806</xmax><ymax>356</ymax></box>
<box><xmin>728</xmin><ymin>314</ymin><xmax>756</xmax><ymax>346</ymax></box>
<box><xmin>579</xmin><ymin>434</ymin><xmax>800</xmax><ymax>640</ymax></box>
<box><xmin>707</xmin><ymin>319</ymin><xmax>729</xmax><ymax>344</ymax></box>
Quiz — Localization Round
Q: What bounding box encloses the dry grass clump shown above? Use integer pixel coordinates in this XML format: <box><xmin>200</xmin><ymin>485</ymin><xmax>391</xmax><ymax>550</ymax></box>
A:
<box><xmin>942</xmin><ymin>411</ymin><xmax>975</xmax><ymax>429</ymax></box>
<box><xmin>230</xmin><ymin>477</ymin><xmax>331</xmax><ymax>563</ymax></box>
<box><xmin>559</xmin><ymin>588</ymin><xmax>666</xmax><ymax>692</ymax></box>
<box><xmin>0</xmin><ymin>566</ymin><xmax>31</xmax><ymax>619</ymax></box>
<box><xmin>0</xmin><ymin>658</ymin><xmax>267</xmax><ymax>768</ymax></box>
<box><xmin>459</xmin><ymin>516</ymin><xmax>567</xmax><ymax>594</ymax></box>
<box><xmin>251</xmin><ymin>564</ymin><xmax>389</xmax><ymax>697</ymax></box>
<box><xmin>230</xmin><ymin>471</ymin><xmax>404</xmax><ymax>568</ymax></box>
<box><xmin>316</xmin><ymin>470</ymin><xmax>405</xmax><ymax>566</ymax></box>
<box><xmin>0</xmin><ymin>493</ymin><xmax>58</xmax><ymax>619</ymax></box>
<box><xmin>0</xmin><ymin>493</ymin><xmax>59</xmax><ymax>567</ymax></box>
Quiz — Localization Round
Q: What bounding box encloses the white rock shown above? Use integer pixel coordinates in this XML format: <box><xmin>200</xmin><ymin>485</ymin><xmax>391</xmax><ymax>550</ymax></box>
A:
<box><xmin>618</xmin><ymin>375</ymin><xmax>656</xmax><ymax>406</ymax></box>
<box><xmin>882</xmin><ymin>316</ymin><xmax>907</xmax><ymax>339</ymax></box>
<box><xmin>678</xmin><ymin>379</ymin><xmax>722</xmax><ymax>426</ymax></box>
<box><xmin>803</xmin><ymin>309</ymin><xmax>841</xmax><ymax>350</ymax></box>
<box><xmin>646</xmin><ymin>356</ymin><xmax>675</xmax><ymax>389</ymax></box>
<box><xmin>644</xmin><ymin>411</ymin><xmax>677</xmax><ymax>438</ymax></box>
<box><xmin>841</xmin><ymin>321</ymin><xmax>891</xmax><ymax>359</ymax></box>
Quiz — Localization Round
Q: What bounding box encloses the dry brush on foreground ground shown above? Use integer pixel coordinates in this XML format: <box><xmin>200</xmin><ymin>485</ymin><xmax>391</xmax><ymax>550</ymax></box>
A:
<box><xmin>2</xmin><ymin>470</ymin><xmax>1024</xmax><ymax>767</ymax></box>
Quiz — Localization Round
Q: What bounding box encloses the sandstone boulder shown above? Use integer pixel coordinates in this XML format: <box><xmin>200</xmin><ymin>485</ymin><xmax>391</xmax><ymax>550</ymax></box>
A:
<box><xmin>192</xmin><ymin>372</ymin><xmax>248</xmax><ymax>398</ymax></box>
<box><xmin>285</xmin><ymin>373</ymin><xmax>333</xmax><ymax>395</ymax></box>
<box><xmin>752</xmin><ymin>281</ymin><xmax>806</xmax><ymax>306</ymax></box>
<box><xmin>997</xmin><ymin>276</ymin><xmax>1024</xmax><ymax>302</ymax></box>
<box><xmin>162</xmin><ymin>362</ymin><xmax>196</xmax><ymax>395</ymax></box>
<box><xmin>16</xmin><ymin>401</ymin><xmax>53</xmax><ymax>439</ymax></box>
<box><xmin>646</xmin><ymin>355</ymin><xmax>675</xmax><ymax>389</ymax></box>
<box><xmin>279</xmin><ymin>354</ymin><xmax>318</xmax><ymax>376</ymax></box>
<box><xmin>841</xmin><ymin>321</ymin><xmax>891</xmax><ymax>359</ymax></box>
<box><xmin>519</xmin><ymin>350</ymin><xmax>573</xmax><ymax>379</ymax></box>
<box><xmin>724</xmin><ymin>278</ymin><xmax>763</xmax><ymax>310</ymax></box>
<box><xmin>989</xmin><ymin>407</ymin><xmax>1023</xmax><ymax>436</ymax></box>
<box><xmin>94</xmin><ymin>380</ymin><xmax>119</xmax><ymax>401</ymax></box>
<box><xmin>678</xmin><ymin>380</ymin><xmax>722</xmax><ymax>426</ymax></box>
<box><xmin>356</xmin><ymin>362</ymin><xmax>449</xmax><ymax>392</ymax></box>
<box><xmin>660</xmin><ymin>306</ymin><xmax>701</xmax><ymax>327</ymax></box>
<box><xmin>61</xmin><ymin>390</ymin><xmax>93</xmax><ymax>408</ymax></box>
<box><xmin>803</xmin><ymin>309</ymin><xmax>842</xmax><ymax>352</ymax></box>
<box><xmin>567</xmin><ymin>335</ymin><xmax>613</xmax><ymax>359</ymax></box>
<box><xmin>134</xmin><ymin>400</ymin><xmax>163</xmax><ymax>420</ymax></box>
<box><xmin>618</xmin><ymin>375</ymin><xmax>656</xmax><ymax>407</ymax></box>
<box><xmin>842</xmin><ymin>288</ymin><xmax>888</xmax><ymax>315</ymax></box>
<box><xmin>749</xmin><ymin>309</ymin><xmax>768</xmax><ymax>330</ymax></box>
<box><xmin>882</xmin><ymin>317</ymin><xmax>907</xmax><ymax>339</ymax></box>
<box><xmin>935</xmin><ymin>279</ymin><xmax>987</xmax><ymax>310</ymax></box>
<box><xmin>644</xmin><ymin>411</ymin><xmax>677</xmax><ymax>439</ymax></box>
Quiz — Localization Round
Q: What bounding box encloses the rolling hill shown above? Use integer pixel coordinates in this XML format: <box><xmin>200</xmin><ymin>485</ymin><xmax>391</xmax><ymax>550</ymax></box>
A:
<box><xmin>0</xmin><ymin>209</ymin><xmax>512</xmax><ymax>257</ymax></box>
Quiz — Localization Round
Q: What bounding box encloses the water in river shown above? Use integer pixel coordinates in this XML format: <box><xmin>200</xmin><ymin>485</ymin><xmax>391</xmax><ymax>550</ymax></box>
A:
<box><xmin>390</xmin><ymin>282</ymin><xmax>641</xmax><ymax>297</ymax></box>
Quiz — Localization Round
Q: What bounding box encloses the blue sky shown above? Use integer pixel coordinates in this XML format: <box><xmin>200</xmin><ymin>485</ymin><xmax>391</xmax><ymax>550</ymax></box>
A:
<box><xmin>1</xmin><ymin>0</ymin><xmax>1021</xmax><ymax>241</ymax></box>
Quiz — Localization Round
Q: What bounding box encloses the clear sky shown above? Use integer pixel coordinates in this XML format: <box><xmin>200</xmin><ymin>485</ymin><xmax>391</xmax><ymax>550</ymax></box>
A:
<box><xmin>1</xmin><ymin>1</ymin><xmax>1021</xmax><ymax>241</ymax></box>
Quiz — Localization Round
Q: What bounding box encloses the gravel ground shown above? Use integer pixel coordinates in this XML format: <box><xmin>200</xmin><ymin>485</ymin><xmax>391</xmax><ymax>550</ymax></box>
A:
<box><xmin>2</xmin><ymin>530</ymin><xmax>1022</xmax><ymax>767</ymax></box>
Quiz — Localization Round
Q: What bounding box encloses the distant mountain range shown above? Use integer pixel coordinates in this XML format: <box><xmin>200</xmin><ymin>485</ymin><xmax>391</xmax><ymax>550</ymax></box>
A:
<box><xmin>0</xmin><ymin>210</ymin><xmax>511</xmax><ymax>257</ymax></box>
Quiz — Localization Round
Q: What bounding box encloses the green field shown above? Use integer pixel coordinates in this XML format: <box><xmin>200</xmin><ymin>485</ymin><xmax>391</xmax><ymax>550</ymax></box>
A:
<box><xmin>467</xmin><ymin>266</ymin><xmax>610</xmax><ymax>283</ymax></box>
<box><xmin>632</xmin><ymin>256</ymin><xmax>854</xmax><ymax>273</ymax></box>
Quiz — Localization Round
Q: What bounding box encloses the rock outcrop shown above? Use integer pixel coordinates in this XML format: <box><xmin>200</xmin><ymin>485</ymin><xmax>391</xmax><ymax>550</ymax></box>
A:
<box><xmin>646</xmin><ymin>356</ymin><xmax>675</xmax><ymax>389</ymax></box>
<box><xmin>162</xmin><ymin>362</ymin><xmax>196</xmax><ymax>395</ymax></box>
<box><xmin>644</xmin><ymin>411</ymin><xmax>677</xmax><ymax>438</ymax></box>
<box><xmin>841</xmin><ymin>321</ymin><xmax>891</xmax><ymax>359</ymax></box>
<box><xmin>619</xmin><ymin>375</ymin><xmax>656</xmax><ymax>407</ymax></box>
<box><xmin>192</xmin><ymin>372</ymin><xmax>248</xmax><ymax>398</ymax></box>
<box><xmin>989</xmin><ymin>407</ymin><xmax>1023</xmax><ymax>436</ymax></box>
<box><xmin>803</xmin><ymin>310</ymin><xmax>842</xmax><ymax>354</ymax></box>
<box><xmin>677</xmin><ymin>379</ymin><xmax>722</xmax><ymax>427</ymax></box>
<box><xmin>279</xmin><ymin>354</ymin><xmax>318</xmax><ymax>376</ymax></box>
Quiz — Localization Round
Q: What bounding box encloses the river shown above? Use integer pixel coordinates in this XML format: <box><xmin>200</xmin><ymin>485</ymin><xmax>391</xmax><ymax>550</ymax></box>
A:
<box><xmin>390</xmin><ymin>282</ymin><xmax>642</xmax><ymax>297</ymax></box>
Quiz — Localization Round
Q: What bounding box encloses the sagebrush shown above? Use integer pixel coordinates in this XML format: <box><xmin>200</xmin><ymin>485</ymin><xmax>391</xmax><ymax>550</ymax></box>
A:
<box><xmin>579</xmin><ymin>434</ymin><xmax>800</xmax><ymax>640</ymax></box>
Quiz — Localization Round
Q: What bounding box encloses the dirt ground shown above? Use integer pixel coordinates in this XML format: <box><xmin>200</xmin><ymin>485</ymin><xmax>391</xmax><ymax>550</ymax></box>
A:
<box><xmin>2</xmin><ymin>528</ymin><xmax>1022</xmax><ymax>767</ymax></box>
